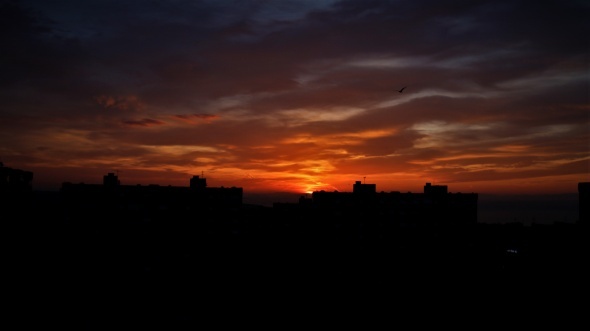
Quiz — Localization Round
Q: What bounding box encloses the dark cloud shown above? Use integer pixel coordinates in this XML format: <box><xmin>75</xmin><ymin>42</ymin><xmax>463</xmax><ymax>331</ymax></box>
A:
<box><xmin>121</xmin><ymin>118</ymin><xmax>165</xmax><ymax>127</ymax></box>
<box><xmin>1</xmin><ymin>0</ymin><xmax>588</xmax><ymax>196</ymax></box>
<box><xmin>172</xmin><ymin>113</ymin><xmax>220</xmax><ymax>123</ymax></box>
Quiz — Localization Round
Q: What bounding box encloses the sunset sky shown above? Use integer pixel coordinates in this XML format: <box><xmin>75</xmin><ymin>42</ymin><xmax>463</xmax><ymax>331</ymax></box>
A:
<box><xmin>1</xmin><ymin>0</ymin><xmax>588</xmax><ymax>203</ymax></box>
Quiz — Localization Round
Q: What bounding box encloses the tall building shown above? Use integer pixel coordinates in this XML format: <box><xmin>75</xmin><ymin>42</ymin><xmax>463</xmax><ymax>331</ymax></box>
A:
<box><xmin>0</xmin><ymin>163</ymin><xmax>34</xmax><ymax>220</ymax></box>
<box><xmin>0</xmin><ymin>162</ymin><xmax>33</xmax><ymax>194</ymax></box>
<box><xmin>579</xmin><ymin>182</ymin><xmax>589</xmax><ymax>226</ymax></box>
<box><xmin>285</xmin><ymin>180</ymin><xmax>478</xmax><ymax>226</ymax></box>
<box><xmin>60</xmin><ymin>172</ymin><xmax>243</xmax><ymax>221</ymax></box>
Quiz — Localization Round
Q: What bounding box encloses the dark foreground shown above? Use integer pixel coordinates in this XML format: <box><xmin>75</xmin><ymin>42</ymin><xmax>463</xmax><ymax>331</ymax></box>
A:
<box><xmin>7</xmin><ymin>202</ymin><xmax>586</xmax><ymax>329</ymax></box>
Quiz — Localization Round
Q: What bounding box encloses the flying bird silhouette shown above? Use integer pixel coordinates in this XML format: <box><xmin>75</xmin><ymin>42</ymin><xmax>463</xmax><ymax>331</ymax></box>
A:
<box><xmin>397</xmin><ymin>86</ymin><xmax>407</xmax><ymax>93</ymax></box>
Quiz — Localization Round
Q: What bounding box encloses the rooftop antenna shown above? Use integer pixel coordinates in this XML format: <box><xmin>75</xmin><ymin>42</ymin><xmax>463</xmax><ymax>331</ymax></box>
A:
<box><xmin>363</xmin><ymin>176</ymin><xmax>366</xmax><ymax>184</ymax></box>
<box><xmin>201</xmin><ymin>170</ymin><xmax>204</xmax><ymax>178</ymax></box>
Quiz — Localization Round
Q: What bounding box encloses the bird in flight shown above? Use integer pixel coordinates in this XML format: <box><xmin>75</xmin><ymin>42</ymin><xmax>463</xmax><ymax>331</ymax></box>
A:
<box><xmin>397</xmin><ymin>86</ymin><xmax>407</xmax><ymax>93</ymax></box>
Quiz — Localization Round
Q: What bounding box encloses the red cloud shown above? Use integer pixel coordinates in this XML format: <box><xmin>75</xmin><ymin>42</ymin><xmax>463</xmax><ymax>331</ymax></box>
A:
<box><xmin>122</xmin><ymin>118</ymin><xmax>166</xmax><ymax>127</ymax></box>
<box><xmin>172</xmin><ymin>113</ymin><xmax>220</xmax><ymax>124</ymax></box>
<box><xmin>95</xmin><ymin>95</ymin><xmax>144</xmax><ymax>112</ymax></box>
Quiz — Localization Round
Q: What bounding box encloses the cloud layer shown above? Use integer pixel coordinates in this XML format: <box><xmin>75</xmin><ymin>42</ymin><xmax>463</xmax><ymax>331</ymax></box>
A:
<box><xmin>1</xmin><ymin>0</ymin><xmax>588</xmax><ymax>199</ymax></box>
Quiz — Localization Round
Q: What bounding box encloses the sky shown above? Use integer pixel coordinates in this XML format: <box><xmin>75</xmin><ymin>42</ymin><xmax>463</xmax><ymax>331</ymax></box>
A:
<box><xmin>1</xmin><ymin>0</ymin><xmax>589</xmax><ymax>204</ymax></box>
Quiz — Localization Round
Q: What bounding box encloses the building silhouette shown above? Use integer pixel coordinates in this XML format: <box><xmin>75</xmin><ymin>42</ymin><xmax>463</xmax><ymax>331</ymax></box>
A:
<box><xmin>0</xmin><ymin>162</ymin><xmax>33</xmax><ymax>194</ymax></box>
<box><xmin>579</xmin><ymin>182</ymin><xmax>589</xmax><ymax>226</ymax></box>
<box><xmin>60</xmin><ymin>172</ymin><xmax>243</xmax><ymax>222</ymax></box>
<box><xmin>0</xmin><ymin>163</ymin><xmax>34</xmax><ymax>219</ymax></box>
<box><xmin>276</xmin><ymin>180</ymin><xmax>478</xmax><ymax>227</ymax></box>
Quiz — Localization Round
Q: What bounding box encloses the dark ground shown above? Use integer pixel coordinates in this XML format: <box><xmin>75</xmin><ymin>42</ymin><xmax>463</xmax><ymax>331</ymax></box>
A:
<box><xmin>6</xmin><ymin>192</ymin><xmax>586</xmax><ymax>329</ymax></box>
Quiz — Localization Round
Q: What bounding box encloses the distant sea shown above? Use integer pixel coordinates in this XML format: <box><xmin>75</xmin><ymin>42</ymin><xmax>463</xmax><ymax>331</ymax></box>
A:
<box><xmin>243</xmin><ymin>192</ymin><xmax>580</xmax><ymax>225</ymax></box>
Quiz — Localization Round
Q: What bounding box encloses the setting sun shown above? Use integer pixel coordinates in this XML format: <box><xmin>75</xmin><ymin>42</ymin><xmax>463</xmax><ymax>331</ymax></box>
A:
<box><xmin>0</xmin><ymin>0</ymin><xmax>587</xmax><ymax>206</ymax></box>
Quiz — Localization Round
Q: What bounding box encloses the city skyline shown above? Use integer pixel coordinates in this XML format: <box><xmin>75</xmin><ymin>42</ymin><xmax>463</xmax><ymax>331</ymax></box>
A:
<box><xmin>2</xmin><ymin>162</ymin><xmax>582</xmax><ymax>225</ymax></box>
<box><xmin>1</xmin><ymin>0</ymin><xmax>588</xmax><ymax>197</ymax></box>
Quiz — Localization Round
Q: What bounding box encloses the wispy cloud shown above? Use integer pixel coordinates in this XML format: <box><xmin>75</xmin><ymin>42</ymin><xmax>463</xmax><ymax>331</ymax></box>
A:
<box><xmin>1</xmin><ymin>0</ymin><xmax>587</xmax><ymax>196</ymax></box>
<box><xmin>122</xmin><ymin>118</ymin><xmax>166</xmax><ymax>127</ymax></box>
<box><xmin>172</xmin><ymin>113</ymin><xmax>220</xmax><ymax>124</ymax></box>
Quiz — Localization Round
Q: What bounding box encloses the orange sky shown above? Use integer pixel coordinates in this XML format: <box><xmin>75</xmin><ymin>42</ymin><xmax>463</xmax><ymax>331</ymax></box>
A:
<box><xmin>1</xmin><ymin>0</ymin><xmax>588</xmax><ymax>202</ymax></box>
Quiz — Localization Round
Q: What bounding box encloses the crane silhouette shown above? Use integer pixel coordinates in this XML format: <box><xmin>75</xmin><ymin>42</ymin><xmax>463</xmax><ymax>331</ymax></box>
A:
<box><xmin>397</xmin><ymin>86</ymin><xmax>407</xmax><ymax>93</ymax></box>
